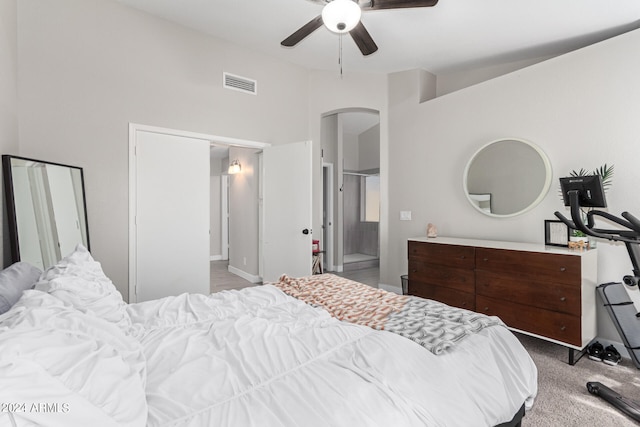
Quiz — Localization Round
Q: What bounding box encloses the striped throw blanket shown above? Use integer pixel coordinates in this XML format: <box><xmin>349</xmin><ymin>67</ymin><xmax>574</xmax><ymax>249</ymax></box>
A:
<box><xmin>272</xmin><ymin>274</ymin><xmax>504</xmax><ymax>355</ymax></box>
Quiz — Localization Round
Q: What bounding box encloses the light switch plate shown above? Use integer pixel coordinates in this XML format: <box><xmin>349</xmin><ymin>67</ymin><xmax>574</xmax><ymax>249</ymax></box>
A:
<box><xmin>400</xmin><ymin>211</ymin><xmax>412</xmax><ymax>221</ymax></box>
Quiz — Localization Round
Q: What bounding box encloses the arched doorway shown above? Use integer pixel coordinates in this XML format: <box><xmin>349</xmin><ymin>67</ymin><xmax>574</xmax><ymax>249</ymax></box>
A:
<box><xmin>320</xmin><ymin>108</ymin><xmax>380</xmax><ymax>286</ymax></box>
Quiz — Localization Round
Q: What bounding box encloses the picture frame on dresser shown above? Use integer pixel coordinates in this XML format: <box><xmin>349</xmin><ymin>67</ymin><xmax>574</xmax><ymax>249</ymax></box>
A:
<box><xmin>545</xmin><ymin>219</ymin><xmax>569</xmax><ymax>247</ymax></box>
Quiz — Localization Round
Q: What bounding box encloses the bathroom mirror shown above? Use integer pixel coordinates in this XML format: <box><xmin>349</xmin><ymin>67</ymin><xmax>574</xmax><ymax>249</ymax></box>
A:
<box><xmin>2</xmin><ymin>155</ymin><xmax>90</xmax><ymax>270</ymax></box>
<box><xmin>463</xmin><ymin>138</ymin><xmax>552</xmax><ymax>218</ymax></box>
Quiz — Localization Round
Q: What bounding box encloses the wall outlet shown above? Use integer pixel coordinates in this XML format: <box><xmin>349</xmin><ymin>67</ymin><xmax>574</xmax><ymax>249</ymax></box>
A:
<box><xmin>400</xmin><ymin>211</ymin><xmax>412</xmax><ymax>221</ymax></box>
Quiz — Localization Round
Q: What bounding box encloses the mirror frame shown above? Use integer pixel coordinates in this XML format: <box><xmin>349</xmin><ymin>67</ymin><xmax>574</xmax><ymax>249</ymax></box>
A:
<box><xmin>463</xmin><ymin>138</ymin><xmax>552</xmax><ymax>218</ymax></box>
<box><xmin>2</xmin><ymin>155</ymin><xmax>90</xmax><ymax>266</ymax></box>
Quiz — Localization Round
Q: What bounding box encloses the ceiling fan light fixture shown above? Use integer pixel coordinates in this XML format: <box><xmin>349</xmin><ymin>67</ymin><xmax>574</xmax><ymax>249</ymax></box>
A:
<box><xmin>322</xmin><ymin>0</ymin><xmax>361</xmax><ymax>34</ymax></box>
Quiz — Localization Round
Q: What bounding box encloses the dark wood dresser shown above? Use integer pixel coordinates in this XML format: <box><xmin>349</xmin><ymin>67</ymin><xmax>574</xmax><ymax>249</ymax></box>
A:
<box><xmin>408</xmin><ymin>237</ymin><xmax>598</xmax><ymax>355</ymax></box>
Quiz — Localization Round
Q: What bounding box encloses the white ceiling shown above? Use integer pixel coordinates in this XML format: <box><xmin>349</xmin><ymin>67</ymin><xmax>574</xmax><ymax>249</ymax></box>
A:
<box><xmin>341</xmin><ymin>111</ymin><xmax>379</xmax><ymax>134</ymax></box>
<box><xmin>116</xmin><ymin>0</ymin><xmax>640</xmax><ymax>74</ymax></box>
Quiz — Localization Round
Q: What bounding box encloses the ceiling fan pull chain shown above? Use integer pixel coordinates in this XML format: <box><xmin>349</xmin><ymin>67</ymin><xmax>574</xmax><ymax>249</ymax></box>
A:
<box><xmin>339</xmin><ymin>33</ymin><xmax>343</xmax><ymax>78</ymax></box>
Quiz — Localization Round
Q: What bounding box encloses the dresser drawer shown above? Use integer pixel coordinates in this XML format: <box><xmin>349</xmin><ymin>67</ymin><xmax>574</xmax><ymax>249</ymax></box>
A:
<box><xmin>476</xmin><ymin>295</ymin><xmax>581</xmax><ymax>346</ymax></box>
<box><xmin>475</xmin><ymin>248</ymin><xmax>581</xmax><ymax>286</ymax></box>
<box><xmin>476</xmin><ymin>270</ymin><xmax>581</xmax><ymax>316</ymax></box>
<box><xmin>409</xmin><ymin>280</ymin><xmax>475</xmax><ymax>311</ymax></box>
<box><xmin>408</xmin><ymin>241</ymin><xmax>475</xmax><ymax>269</ymax></box>
<box><xmin>408</xmin><ymin>260</ymin><xmax>475</xmax><ymax>293</ymax></box>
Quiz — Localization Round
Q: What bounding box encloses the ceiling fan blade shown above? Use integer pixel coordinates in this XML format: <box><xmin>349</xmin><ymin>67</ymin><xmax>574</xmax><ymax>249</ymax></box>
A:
<box><xmin>364</xmin><ymin>0</ymin><xmax>438</xmax><ymax>10</ymax></box>
<box><xmin>281</xmin><ymin>15</ymin><xmax>324</xmax><ymax>47</ymax></box>
<box><xmin>350</xmin><ymin>22</ymin><xmax>378</xmax><ymax>56</ymax></box>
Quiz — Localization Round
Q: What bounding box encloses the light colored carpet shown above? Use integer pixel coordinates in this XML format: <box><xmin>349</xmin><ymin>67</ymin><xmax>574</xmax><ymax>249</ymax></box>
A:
<box><xmin>517</xmin><ymin>333</ymin><xmax>640</xmax><ymax>426</ymax></box>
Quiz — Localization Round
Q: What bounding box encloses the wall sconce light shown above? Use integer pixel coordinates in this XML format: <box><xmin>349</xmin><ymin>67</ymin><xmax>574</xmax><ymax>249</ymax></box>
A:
<box><xmin>228</xmin><ymin>159</ymin><xmax>241</xmax><ymax>174</ymax></box>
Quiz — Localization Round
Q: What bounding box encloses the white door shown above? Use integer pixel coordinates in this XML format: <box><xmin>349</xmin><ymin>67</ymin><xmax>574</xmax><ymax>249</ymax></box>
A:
<box><xmin>132</xmin><ymin>130</ymin><xmax>210</xmax><ymax>302</ymax></box>
<box><xmin>322</xmin><ymin>163</ymin><xmax>334</xmax><ymax>272</ymax></box>
<box><xmin>262</xmin><ymin>141</ymin><xmax>313</xmax><ymax>282</ymax></box>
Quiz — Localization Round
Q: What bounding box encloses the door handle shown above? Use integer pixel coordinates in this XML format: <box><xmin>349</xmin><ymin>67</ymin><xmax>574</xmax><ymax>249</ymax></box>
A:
<box><xmin>302</xmin><ymin>228</ymin><xmax>311</xmax><ymax>235</ymax></box>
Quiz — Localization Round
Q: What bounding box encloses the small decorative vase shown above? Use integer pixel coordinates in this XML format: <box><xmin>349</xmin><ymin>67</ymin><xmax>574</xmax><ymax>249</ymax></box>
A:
<box><xmin>427</xmin><ymin>223</ymin><xmax>437</xmax><ymax>238</ymax></box>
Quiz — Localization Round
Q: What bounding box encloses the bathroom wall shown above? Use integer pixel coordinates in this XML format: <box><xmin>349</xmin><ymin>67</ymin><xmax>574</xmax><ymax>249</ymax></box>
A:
<box><xmin>343</xmin><ymin>174</ymin><xmax>379</xmax><ymax>258</ymax></box>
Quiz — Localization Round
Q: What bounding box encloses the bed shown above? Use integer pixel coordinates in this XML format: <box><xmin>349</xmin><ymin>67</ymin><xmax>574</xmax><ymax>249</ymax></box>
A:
<box><xmin>0</xmin><ymin>246</ymin><xmax>537</xmax><ymax>427</ymax></box>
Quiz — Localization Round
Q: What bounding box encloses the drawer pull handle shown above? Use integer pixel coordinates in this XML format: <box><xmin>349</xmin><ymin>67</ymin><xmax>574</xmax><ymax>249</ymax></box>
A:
<box><xmin>460</xmin><ymin>256</ymin><xmax>465</xmax><ymax>259</ymax></box>
<box><xmin>483</xmin><ymin>258</ymin><xmax>488</xmax><ymax>262</ymax></box>
<box><xmin>560</xmin><ymin>297</ymin><xmax>566</xmax><ymax>302</ymax></box>
<box><xmin>560</xmin><ymin>326</ymin><xmax>566</xmax><ymax>331</ymax></box>
<box><xmin>483</xmin><ymin>306</ymin><xmax>489</xmax><ymax>311</ymax></box>
<box><xmin>560</xmin><ymin>267</ymin><xmax>566</xmax><ymax>272</ymax></box>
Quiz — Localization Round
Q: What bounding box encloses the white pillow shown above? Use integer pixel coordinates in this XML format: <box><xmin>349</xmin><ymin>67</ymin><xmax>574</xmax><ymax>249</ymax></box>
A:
<box><xmin>35</xmin><ymin>245</ymin><xmax>132</xmax><ymax>331</ymax></box>
<box><xmin>0</xmin><ymin>291</ymin><xmax>147</xmax><ymax>427</ymax></box>
<box><xmin>0</xmin><ymin>262</ymin><xmax>42</xmax><ymax>315</ymax></box>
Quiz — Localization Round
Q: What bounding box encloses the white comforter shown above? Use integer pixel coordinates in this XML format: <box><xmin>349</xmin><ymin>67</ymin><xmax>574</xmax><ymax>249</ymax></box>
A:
<box><xmin>128</xmin><ymin>285</ymin><xmax>537</xmax><ymax>427</ymax></box>
<box><xmin>0</xmin><ymin>246</ymin><xmax>537</xmax><ymax>427</ymax></box>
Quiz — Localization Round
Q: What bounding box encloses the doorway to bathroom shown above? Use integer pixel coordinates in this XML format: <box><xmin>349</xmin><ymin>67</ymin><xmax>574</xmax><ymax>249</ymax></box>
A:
<box><xmin>342</xmin><ymin>170</ymin><xmax>379</xmax><ymax>271</ymax></box>
<box><xmin>320</xmin><ymin>109</ymin><xmax>380</xmax><ymax>286</ymax></box>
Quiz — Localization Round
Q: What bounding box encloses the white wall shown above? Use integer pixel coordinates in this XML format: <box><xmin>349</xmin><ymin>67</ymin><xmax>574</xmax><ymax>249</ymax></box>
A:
<box><xmin>210</xmin><ymin>178</ymin><xmax>221</xmax><ymax>259</ymax></box>
<box><xmin>343</xmin><ymin>132</ymin><xmax>359</xmax><ymax>171</ymax></box>
<box><xmin>0</xmin><ymin>0</ymin><xmax>19</xmax><ymax>266</ymax></box>
<box><xmin>15</xmin><ymin>0</ymin><xmax>309</xmax><ymax>297</ymax></box>
<box><xmin>358</xmin><ymin>123</ymin><xmax>380</xmax><ymax>172</ymax></box>
<box><xmin>228</xmin><ymin>146</ymin><xmax>261</xmax><ymax>279</ymax></box>
<box><xmin>436</xmin><ymin>55</ymin><xmax>555</xmax><ymax>97</ymax></box>
<box><xmin>387</xmin><ymin>29</ymin><xmax>640</xmax><ymax>344</ymax></box>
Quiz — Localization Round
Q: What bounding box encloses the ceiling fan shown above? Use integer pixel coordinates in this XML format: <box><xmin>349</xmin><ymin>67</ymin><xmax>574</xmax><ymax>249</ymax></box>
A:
<box><xmin>281</xmin><ymin>0</ymin><xmax>439</xmax><ymax>56</ymax></box>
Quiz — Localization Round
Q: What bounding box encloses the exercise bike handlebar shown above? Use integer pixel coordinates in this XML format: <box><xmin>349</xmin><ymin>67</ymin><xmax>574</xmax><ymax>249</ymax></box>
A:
<box><xmin>554</xmin><ymin>190</ymin><xmax>640</xmax><ymax>244</ymax></box>
<box><xmin>622</xmin><ymin>211</ymin><xmax>640</xmax><ymax>234</ymax></box>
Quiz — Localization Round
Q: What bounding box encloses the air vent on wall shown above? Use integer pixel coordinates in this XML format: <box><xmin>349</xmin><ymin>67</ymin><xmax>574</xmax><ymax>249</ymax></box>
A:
<box><xmin>223</xmin><ymin>72</ymin><xmax>257</xmax><ymax>95</ymax></box>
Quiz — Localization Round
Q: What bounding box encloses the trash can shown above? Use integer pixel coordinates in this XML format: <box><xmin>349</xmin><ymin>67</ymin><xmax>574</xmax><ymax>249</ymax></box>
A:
<box><xmin>401</xmin><ymin>275</ymin><xmax>408</xmax><ymax>295</ymax></box>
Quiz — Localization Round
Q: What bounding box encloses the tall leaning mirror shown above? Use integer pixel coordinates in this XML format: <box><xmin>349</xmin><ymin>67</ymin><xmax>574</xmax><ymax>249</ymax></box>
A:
<box><xmin>463</xmin><ymin>138</ymin><xmax>552</xmax><ymax>218</ymax></box>
<box><xmin>2</xmin><ymin>155</ymin><xmax>90</xmax><ymax>270</ymax></box>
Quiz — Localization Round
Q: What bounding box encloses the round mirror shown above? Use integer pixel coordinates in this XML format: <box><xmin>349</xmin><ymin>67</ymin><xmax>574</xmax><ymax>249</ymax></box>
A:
<box><xmin>463</xmin><ymin>138</ymin><xmax>552</xmax><ymax>217</ymax></box>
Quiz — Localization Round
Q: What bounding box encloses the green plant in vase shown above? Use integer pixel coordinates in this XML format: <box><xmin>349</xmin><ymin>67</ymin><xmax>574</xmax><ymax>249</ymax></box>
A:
<box><xmin>571</xmin><ymin>229</ymin><xmax>587</xmax><ymax>238</ymax></box>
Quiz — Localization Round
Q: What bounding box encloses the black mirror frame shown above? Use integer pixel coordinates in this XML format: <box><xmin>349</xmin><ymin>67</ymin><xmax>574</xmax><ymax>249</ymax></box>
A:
<box><xmin>2</xmin><ymin>154</ymin><xmax>90</xmax><ymax>264</ymax></box>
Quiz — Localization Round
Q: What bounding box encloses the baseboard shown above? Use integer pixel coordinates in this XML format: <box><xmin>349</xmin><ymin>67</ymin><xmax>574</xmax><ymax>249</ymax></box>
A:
<box><xmin>210</xmin><ymin>255</ymin><xmax>223</xmax><ymax>261</ymax></box>
<box><xmin>335</xmin><ymin>264</ymin><xmax>343</xmax><ymax>273</ymax></box>
<box><xmin>343</xmin><ymin>259</ymin><xmax>379</xmax><ymax>271</ymax></box>
<box><xmin>227</xmin><ymin>265</ymin><xmax>262</xmax><ymax>284</ymax></box>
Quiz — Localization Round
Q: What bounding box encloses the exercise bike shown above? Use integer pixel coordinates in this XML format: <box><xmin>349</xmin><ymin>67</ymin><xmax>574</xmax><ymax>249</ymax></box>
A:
<box><xmin>555</xmin><ymin>175</ymin><xmax>640</xmax><ymax>422</ymax></box>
